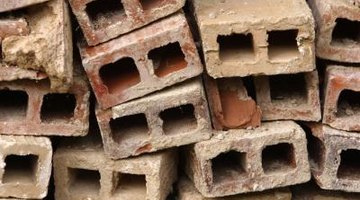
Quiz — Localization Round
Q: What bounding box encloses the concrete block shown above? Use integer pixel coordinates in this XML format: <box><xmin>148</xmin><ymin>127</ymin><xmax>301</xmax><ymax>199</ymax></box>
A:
<box><xmin>0</xmin><ymin>0</ymin><xmax>49</xmax><ymax>12</ymax></box>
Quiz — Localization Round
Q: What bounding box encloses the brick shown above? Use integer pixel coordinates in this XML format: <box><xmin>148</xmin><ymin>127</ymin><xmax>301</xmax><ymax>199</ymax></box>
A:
<box><xmin>0</xmin><ymin>18</ymin><xmax>29</xmax><ymax>42</ymax></box>
<box><xmin>79</xmin><ymin>12</ymin><xmax>203</xmax><ymax>109</ymax></box>
<box><xmin>0</xmin><ymin>65</ymin><xmax>47</xmax><ymax>82</ymax></box>
<box><xmin>68</xmin><ymin>0</ymin><xmax>185</xmax><ymax>46</ymax></box>
<box><xmin>96</xmin><ymin>78</ymin><xmax>211</xmax><ymax>159</ymax></box>
<box><xmin>308</xmin><ymin>0</ymin><xmax>360</xmax><ymax>63</ymax></box>
<box><xmin>53</xmin><ymin>139</ymin><xmax>177</xmax><ymax>200</ymax></box>
<box><xmin>254</xmin><ymin>71</ymin><xmax>321</xmax><ymax>121</ymax></box>
<box><xmin>0</xmin><ymin>70</ymin><xmax>90</xmax><ymax>136</ymax></box>
<box><xmin>1</xmin><ymin>0</ymin><xmax>73</xmax><ymax>92</ymax></box>
<box><xmin>178</xmin><ymin>176</ymin><xmax>292</xmax><ymax>200</ymax></box>
<box><xmin>184</xmin><ymin>121</ymin><xmax>310</xmax><ymax>198</ymax></box>
<box><xmin>204</xmin><ymin>75</ymin><xmax>261</xmax><ymax>130</ymax></box>
<box><xmin>323</xmin><ymin>66</ymin><xmax>360</xmax><ymax>131</ymax></box>
<box><xmin>190</xmin><ymin>0</ymin><xmax>315</xmax><ymax>78</ymax></box>
<box><xmin>0</xmin><ymin>135</ymin><xmax>52</xmax><ymax>199</ymax></box>
<box><xmin>0</xmin><ymin>0</ymin><xmax>49</xmax><ymax>12</ymax></box>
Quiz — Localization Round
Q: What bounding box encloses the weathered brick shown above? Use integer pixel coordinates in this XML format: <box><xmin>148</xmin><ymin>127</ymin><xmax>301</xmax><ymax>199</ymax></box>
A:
<box><xmin>308</xmin><ymin>0</ymin><xmax>360</xmax><ymax>63</ymax></box>
<box><xmin>0</xmin><ymin>135</ymin><xmax>52</xmax><ymax>199</ymax></box>
<box><xmin>204</xmin><ymin>75</ymin><xmax>261</xmax><ymax>130</ymax></box>
<box><xmin>96</xmin><ymin>79</ymin><xmax>211</xmax><ymax>159</ymax></box>
<box><xmin>184</xmin><ymin>121</ymin><xmax>310</xmax><ymax>198</ymax></box>
<box><xmin>323</xmin><ymin>66</ymin><xmax>360</xmax><ymax>131</ymax></box>
<box><xmin>79</xmin><ymin>12</ymin><xmax>203</xmax><ymax>109</ymax></box>
<box><xmin>0</xmin><ymin>0</ymin><xmax>49</xmax><ymax>12</ymax></box>
<box><xmin>0</xmin><ymin>18</ymin><xmax>29</xmax><ymax>42</ymax></box>
<box><xmin>254</xmin><ymin>71</ymin><xmax>321</xmax><ymax>121</ymax></box>
<box><xmin>68</xmin><ymin>0</ymin><xmax>185</xmax><ymax>46</ymax></box>
<box><xmin>190</xmin><ymin>0</ymin><xmax>315</xmax><ymax>78</ymax></box>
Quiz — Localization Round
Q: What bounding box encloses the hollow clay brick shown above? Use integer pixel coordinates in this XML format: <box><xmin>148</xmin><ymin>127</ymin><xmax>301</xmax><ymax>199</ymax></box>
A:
<box><xmin>184</xmin><ymin>121</ymin><xmax>310</xmax><ymax>198</ymax></box>
<box><xmin>96</xmin><ymin>78</ymin><xmax>211</xmax><ymax>159</ymax></box>
<box><xmin>204</xmin><ymin>75</ymin><xmax>261</xmax><ymax>130</ymax></box>
<box><xmin>0</xmin><ymin>0</ymin><xmax>49</xmax><ymax>12</ymax></box>
<box><xmin>0</xmin><ymin>135</ymin><xmax>52</xmax><ymax>199</ymax></box>
<box><xmin>68</xmin><ymin>0</ymin><xmax>185</xmax><ymax>46</ymax></box>
<box><xmin>190</xmin><ymin>0</ymin><xmax>315</xmax><ymax>78</ymax></box>
<box><xmin>308</xmin><ymin>0</ymin><xmax>360</xmax><ymax>63</ymax></box>
<box><xmin>254</xmin><ymin>71</ymin><xmax>321</xmax><ymax>121</ymax></box>
<box><xmin>79</xmin><ymin>12</ymin><xmax>203</xmax><ymax>109</ymax></box>
<box><xmin>323</xmin><ymin>66</ymin><xmax>360</xmax><ymax>131</ymax></box>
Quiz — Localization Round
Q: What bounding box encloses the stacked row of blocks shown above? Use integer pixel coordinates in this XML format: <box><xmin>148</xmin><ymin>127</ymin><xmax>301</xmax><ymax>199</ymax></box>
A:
<box><xmin>0</xmin><ymin>0</ymin><xmax>359</xmax><ymax>199</ymax></box>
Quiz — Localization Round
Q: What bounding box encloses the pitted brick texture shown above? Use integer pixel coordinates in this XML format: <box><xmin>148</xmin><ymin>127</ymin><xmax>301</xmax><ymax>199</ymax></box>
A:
<box><xmin>0</xmin><ymin>0</ymin><xmax>49</xmax><ymax>12</ymax></box>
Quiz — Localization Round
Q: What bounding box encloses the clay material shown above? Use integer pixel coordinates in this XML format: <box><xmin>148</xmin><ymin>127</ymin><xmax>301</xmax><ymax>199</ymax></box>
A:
<box><xmin>0</xmin><ymin>0</ymin><xmax>49</xmax><ymax>12</ymax></box>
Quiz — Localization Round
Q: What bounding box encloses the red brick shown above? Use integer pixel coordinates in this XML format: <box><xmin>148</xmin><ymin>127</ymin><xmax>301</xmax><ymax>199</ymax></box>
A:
<box><xmin>79</xmin><ymin>12</ymin><xmax>203</xmax><ymax>109</ymax></box>
<box><xmin>0</xmin><ymin>18</ymin><xmax>29</xmax><ymax>42</ymax></box>
<box><xmin>0</xmin><ymin>0</ymin><xmax>49</xmax><ymax>12</ymax></box>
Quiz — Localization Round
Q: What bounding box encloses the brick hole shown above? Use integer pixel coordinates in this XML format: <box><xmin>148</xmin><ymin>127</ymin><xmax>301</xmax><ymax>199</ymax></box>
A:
<box><xmin>99</xmin><ymin>57</ymin><xmax>140</xmax><ymax>94</ymax></box>
<box><xmin>269</xmin><ymin>73</ymin><xmax>307</xmax><ymax>105</ymax></box>
<box><xmin>217</xmin><ymin>33</ymin><xmax>255</xmax><ymax>62</ymax></box>
<box><xmin>110</xmin><ymin>113</ymin><xmax>149</xmax><ymax>144</ymax></box>
<box><xmin>140</xmin><ymin>0</ymin><xmax>166</xmax><ymax>11</ymax></box>
<box><xmin>86</xmin><ymin>0</ymin><xmax>126</xmax><ymax>29</ymax></box>
<box><xmin>337</xmin><ymin>149</ymin><xmax>360</xmax><ymax>180</ymax></box>
<box><xmin>267</xmin><ymin>30</ymin><xmax>299</xmax><ymax>61</ymax></box>
<box><xmin>0</xmin><ymin>89</ymin><xmax>28</xmax><ymax>120</ymax></box>
<box><xmin>331</xmin><ymin>18</ymin><xmax>360</xmax><ymax>46</ymax></box>
<box><xmin>68</xmin><ymin>168</ymin><xmax>100</xmax><ymax>195</ymax></box>
<box><xmin>302</xmin><ymin>125</ymin><xmax>325</xmax><ymax>171</ymax></box>
<box><xmin>160</xmin><ymin>104</ymin><xmax>197</xmax><ymax>135</ymax></box>
<box><xmin>336</xmin><ymin>90</ymin><xmax>360</xmax><ymax>117</ymax></box>
<box><xmin>148</xmin><ymin>42</ymin><xmax>187</xmax><ymax>78</ymax></box>
<box><xmin>211</xmin><ymin>151</ymin><xmax>247</xmax><ymax>184</ymax></box>
<box><xmin>262</xmin><ymin>143</ymin><xmax>296</xmax><ymax>174</ymax></box>
<box><xmin>3</xmin><ymin>155</ymin><xmax>38</xmax><ymax>184</ymax></box>
<box><xmin>40</xmin><ymin>93</ymin><xmax>76</xmax><ymax>123</ymax></box>
<box><xmin>112</xmin><ymin>173</ymin><xmax>146</xmax><ymax>198</ymax></box>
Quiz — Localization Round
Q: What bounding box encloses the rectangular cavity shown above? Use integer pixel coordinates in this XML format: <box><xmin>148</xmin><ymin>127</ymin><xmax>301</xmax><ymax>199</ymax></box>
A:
<box><xmin>148</xmin><ymin>42</ymin><xmax>187</xmax><ymax>78</ymax></box>
<box><xmin>40</xmin><ymin>93</ymin><xmax>76</xmax><ymax>123</ymax></box>
<box><xmin>3</xmin><ymin>155</ymin><xmax>38</xmax><ymax>184</ymax></box>
<box><xmin>267</xmin><ymin>29</ymin><xmax>299</xmax><ymax>61</ymax></box>
<box><xmin>86</xmin><ymin>0</ymin><xmax>126</xmax><ymax>29</ymax></box>
<box><xmin>112</xmin><ymin>172</ymin><xmax>146</xmax><ymax>199</ymax></box>
<box><xmin>140</xmin><ymin>0</ymin><xmax>166</xmax><ymax>11</ymax></box>
<box><xmin>68</xmin><ymin>168</ymin><xmax>101</xmax><ymax>195</ymax></box>
<box><xmin>331</xmin><ymin>18</ymin><xmax>360</xmax><ymax>45</ymax></box>
<box><xmin>336</xmin><ymin>89</ymin><xmax>360</xmax><ymax>117</ymax></box>
<box><xmin>211</xmin><ymin>151</ymin><xmax>247</xmax><ymax>184</ymax></box>
<box><xmin>160</xmin><ymin>104</ymin><xmax>197</xmax><ymax>135</ymax></box>
<box><xmin>217</xmin><ymin>33</ymin><xmax>255</xmax><ymax>62</ymax></box>
<box><xmin>0</xmin><ymin>89</ymin><xmax>28</xmax><ymax>120</ymax></box>
<box><xmin>337</xmin><ymin>149</ymin><xmax>360</xmax><ymax>180</ymax></box>
<box><xmin>262</xmin><ymin>143</ymin><xmax>296</xmax><ymax>174</ymax></box>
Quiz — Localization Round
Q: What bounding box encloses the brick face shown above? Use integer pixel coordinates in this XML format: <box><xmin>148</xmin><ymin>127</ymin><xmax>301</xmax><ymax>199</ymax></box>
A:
<box><xmin>0</xmin><ymin>0</ymin><xmax>49</xmax><ymax>12</ymax></box>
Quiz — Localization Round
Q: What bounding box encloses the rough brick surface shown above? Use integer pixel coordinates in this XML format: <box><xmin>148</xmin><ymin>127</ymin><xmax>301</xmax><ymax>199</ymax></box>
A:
<box><xmin>96</xmin><ymin>79</ymin><xmax>211</xmax><ymax>159</ymax></box>
<box><xmin>323</xmin><ymin>66</ymin><xmax>360</xmax><ymax>131</ymax></box>
<box><xmin>0</xmin><ymin>135</ymin><xmax>52</xmax><ymax>199</ymax></box>
<box><xmin>308</xmin><ymin>0</ymin><xmax>360</xmax><ymax>63</ymax></box>
<box><xmin>184</xmin><ymin>121</ymin><xmax>310</xmax><ymax>198</ymax></box>
<box><xmin>204</xmin><ymin>75</ymin><xmax>261</xmax><ymax>130</ymax></box>
<box><xmin>68</xmin><ymin>0</ymin><xmax>185</xmax><ymax>46</ymax></box>
<box><xmin>0</xmin><ymin>0</ymin><xmax>49</xmax><ymax>12</ymax></box>
<box><xmin>79</xmin><ymin>12</ymin><xmax>203</xmax><ymax>109</ymax></box>
<box><xmin>191</xmin><ymin>0</ymin><xmax>315</xmax><ymax>77</ymax></box>
<box><xmin>254</xmin><ymin>71</ymin><xmax>321</xmax><ymax>121</ymax></box>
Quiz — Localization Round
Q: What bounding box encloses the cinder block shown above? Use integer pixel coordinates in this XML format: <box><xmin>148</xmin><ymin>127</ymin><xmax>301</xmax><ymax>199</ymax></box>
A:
<box><xmin>204</xmin><ymin>75</ymin><xmax>261</xmax><ymax>130</ymax></box>
<box><xmin>0</xmin><ymin>0</ymin><xmax>49</xmax><ymax>12</ymax></box>
<box><xmin>54</xmin><ymin>141</ymin><xmax>177</xmax><ymax>200</ymax></box>
<box><xmin>254</xmin><ymin>71</ymin><xmax>321</xmax><ymax>121</ymax></box>
<box><xmin>68</xmin><ymin>0</ymin><xmax>185</xmax><ymax>46</ymax></box>
<box><xmin>1</xmin><ymin>0</ymin><xmax>73</xmax><ymax>92</ymax></box>
<box><xmin>0</xmin><ymin>72</ymin><xmax>90</xmax><ymax>136</ymax></box>
<box><xmin>323</xmin><ymin>66</ymin><xmax>360</xmax><ymax>131</ymax></box>
<box><xmin>96</xmin><ymin>78</ymin><xmax>211</xmax><ymax>159</ymax></box>
<box><xmin>178</xmin><ymin>176</ymin><xmax>292</xmax><ymax>200</ymax></box>
<box><xmin>191</xmin><ymin>0</ymin><xmax>315</xmax><ymax>78</ymax></box>
<box><xmin>308</xmin><ymin>0</ymin><xmax>360</xmax><ymax>63</ymax></box>
<box><xmin>0</xmin><ymin>135</ymin><xmax>52</xmax><ymax>199</ymax></box>
<box><xmin>184</xmin><ymin>121</ymin><xmax>310</xmax><ymax>198</ymax></box>
<box><xmin>79</xmin><ymin>12</ymin><xmax>203</xmax><ymax>109</ymax></box>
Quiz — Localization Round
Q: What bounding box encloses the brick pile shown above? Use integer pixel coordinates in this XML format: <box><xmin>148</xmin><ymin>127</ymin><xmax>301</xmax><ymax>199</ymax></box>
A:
<box><xmin>0</xmin><ymin>0</ymin><xmax>359</xmax><ymax>199</ymax></box>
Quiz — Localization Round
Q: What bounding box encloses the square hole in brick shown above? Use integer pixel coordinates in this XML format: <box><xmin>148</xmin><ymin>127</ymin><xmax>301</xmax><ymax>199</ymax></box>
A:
<box><xmin>0</xmin><ymin>89</ymin><xmax>28</xmax><ymax>120</ymax></box>
<box><xmin>267</xmin><ymin>30</ymin><xmax>299</xmax><ymax>61</ymax></box>
<box><xmin>69</xmin><ymin>168</ymin><xmax>101</xmax><ymax>195</ymax></box>
<box><xmin>217</xmin><ymin>33</ymin><xmax>255</xmax><ymax>62</ymax></box>
<box><xmin>148</xmin><ymin>42</ymin><xmax>187</xmax><ymax>78</ymax></box>
<box><xmin>262</xmin><ymin>143</ymin><xmax>296</xmax><ymax>174</ymax></box>
<box><xmin>99</xmin><ymin>57</ymin><xmax>141</xmax><ymax>94</ymax></box>
<box><xmin>3</xmin><ymin>155</ymin><xmax>38</xmax><ymax>184</ymax></box>
<box><xmin>112</xmin><ymin>172</ymin><xmax>146</xmax><ymax>198</ymax></box>
<box><xmin>110</xmin><ymin>113</ymin><xmax>149</xmax><ymax>145</ymax></box>
<box><xmin>140</xmin><ymin>0</ymin><xmax>166</xmax><ymax>11</ymax></box>
<box><xmin>337</xmin><ymin>149</ymin><xmax>360</xmax><ymax>180</ymax></box>
<box><xmin>331</xmin><ymin>18</ymin><xmax>360</xmax><ymax>46</ymax></box>
<box><xmin>160</xmin><ymin>104</ymin><xmax>197</xmax><ymax>135</ymax></box>
<box><xmin>336</xmin><ymin>89</ymin><xmax>360</xmax><ymax>117</ymax></box>
<box><xmin>86</xmin><ymin>0</ymin><xmax>126</xmax><ymax>29</ymax></box>
<box><xmin>269</xmin><ymin>73</ymin><xmax>307</xmax><ymax>105</ymax></box>
<box><xmin>40</xmin><ymin>93</ymin><xmax>76</xmax><ymax>123</ymax></box>
<box><xmin>211</xmin><ymin>151</ymin><xmax>247</xmax><ymax>184</ymax></box>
